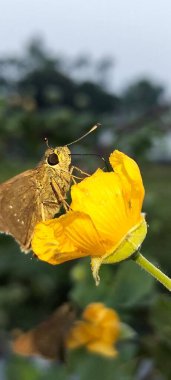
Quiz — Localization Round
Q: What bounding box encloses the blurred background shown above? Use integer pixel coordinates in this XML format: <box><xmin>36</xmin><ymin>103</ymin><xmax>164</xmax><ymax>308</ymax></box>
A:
<box><xmin>0</xmin><ymin>1</ymin><xmax>171</xmax><ymax>379</ymax></box>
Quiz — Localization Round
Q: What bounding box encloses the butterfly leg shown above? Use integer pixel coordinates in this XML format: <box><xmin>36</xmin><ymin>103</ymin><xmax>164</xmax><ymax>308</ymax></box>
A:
<box><xmin>72</xmin><ymin>166</ymin><xmax>90</xmax><ymax>177</ymax></box>
<box><xmin>51</xmin><ymin>178</ymin><xmax>70</xmax><ymax>212</ymax></box>
<box><xmin>69</xmin><ymin>174</ymin><xmax>75</xmax><ymax>184</ymax></box>
<box><xmin>60</xmin><ymin>167</ymin><xmax>83</xmax><ymax>183</ymax></box>
<box><xmin>41</xmin><ymin>203</ymin><xmax>46</xmax><ymax>221</ymax></box>
<box><xmin>69</xmin><ymin>166</ymin><xmax>80</xmax><ymax>183</ymax></box>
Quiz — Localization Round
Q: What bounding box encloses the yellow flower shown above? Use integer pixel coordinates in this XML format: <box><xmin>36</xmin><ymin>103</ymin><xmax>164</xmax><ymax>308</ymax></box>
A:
<box><xmin>32</xmin><ymin>150</ymin><xmax>147</xmax><ymax>284</ymax></box>
<box><xmin>67</xmin><ymin>303</ymin><xmax>120</xmax><ymax>358</ymax></box>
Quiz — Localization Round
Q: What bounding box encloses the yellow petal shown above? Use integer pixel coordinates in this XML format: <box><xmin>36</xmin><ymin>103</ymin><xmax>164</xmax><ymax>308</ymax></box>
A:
<box><xmin>83</xmin><ymin>303</ymin><xmax>120</xmax><ymax>334</ymax></box>
<box><xmin>71</xmin><ymin>169</ymin><xmax>142</xmax><ymax>252</ymax></box>
<box><xmin>55</xmin><ymin>211</ymin><xmax>106</xmax><ymax>255</ymax></box>
<box><xmin>31</xmin><ymin>220</ymin><xmax>63</xmax><ymax>265</ymax></box>
<box><xmin>109</xmin><ymin>150</ymin><xmax>145</xmax><ymax>219</ymax></box>
<box><xmin>67</xmin><ymin>321</ymin><xmax>92</xmax><ymax>348</ymax></box>
<box><xmin>109</xmin><ymin>150</ymin><xmax>143</xmax><ymax>185</ymax></box>
<box><xmin>86</xmin><ymin>341</ymin><xmax>118</xmax><ymax>358</ymax></box>
<box><xmin>83</xmin><ymin>303</ymin><xmax>108</xmax><ymax>321</ymax></box>
<box><xmin>91</xmin><ymin>215</ymin><xmax>147</xmax><ymax>285</ymax></box>
<box><xmin>83</xmin><ymin>304</ymin><xmax>120</xmax><ymax>344</ymax></box>
<box><xmin>32</xmin><ymin>211</ymin><xmax>107</xmax><ymax>264</ymax></box>
<box><xmin>67</xmin><ymin>303</ymin><xmax>121</xmax><ymax>358</ymax></box>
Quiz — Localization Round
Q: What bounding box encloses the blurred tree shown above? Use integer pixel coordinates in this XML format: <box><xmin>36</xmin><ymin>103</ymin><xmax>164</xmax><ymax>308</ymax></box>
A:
<box><xmin>122</xmin><ymin>78</ymin><xmax>164</xmax><ymax>117</ymax></box>
<box><xmin>95</xmin><ymin>57</ymin><xmax>114</xmax><ymax>90</ymax></box>
<box><xmin>0</xmin><ymin>38</ymin><xmax>118</xmax><ymax>113</ymax></box>
<box><xmin>68</xmin><ymin>55</ymin><xmax>92</xmax><ymax>81</ymax></box>
<box><xmin>0</xmin><ymin>38</ymin><xmax>121</xmax><ymax>161</ymax></box>
<box><xmin>75</xmin><ymin>81</ymin><xmax>120</xmax><ymax>113</ymax></box>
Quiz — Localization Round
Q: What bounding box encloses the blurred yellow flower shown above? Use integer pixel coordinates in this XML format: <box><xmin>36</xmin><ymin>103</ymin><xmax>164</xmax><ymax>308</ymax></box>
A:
<box><xmin>67</xmin><ymin>303</ymin><xmax>120</xmax><ymax>358</ymax></box>
<box><xmin>32</xmin><ymin>150</ymin><xmax>147</xmax><ymax>284</ymax></box>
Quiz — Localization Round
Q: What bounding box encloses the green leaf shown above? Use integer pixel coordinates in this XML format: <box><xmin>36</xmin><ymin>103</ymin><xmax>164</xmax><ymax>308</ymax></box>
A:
<box><xmin>150</xmin><ymin>294</ymin><xmax>171</xmax><ymax>346</ymax></box>
<box><xmin>70</xmin><ymin>259</ymin><xmax>156</xmax><ymax>313</ymax></box>
<box><xmin>68</xmin><ymin>344</ymin><xmax>137</xmax><ymax>380</ymax></box>
<box><xmin>119</xmin><ymin>323</ymin><xmax>137</xmax><ymax>341</ymax></box>
<box><xmin>7</xmin><ymin>356</ymin><xmax>41</xmax><ymax>380</ymax></box>
<box><xmin>107</xmin><ymin>260</ymin><xmax>156</xmax><ymax>309</ymax></box>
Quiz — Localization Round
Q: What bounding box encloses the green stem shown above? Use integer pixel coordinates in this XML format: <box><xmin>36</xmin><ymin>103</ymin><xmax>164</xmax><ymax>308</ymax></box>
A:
<box><xmin>132</xmin><ymin>252</ymin><xmax>171</xmax><ymax>291</ymax></box>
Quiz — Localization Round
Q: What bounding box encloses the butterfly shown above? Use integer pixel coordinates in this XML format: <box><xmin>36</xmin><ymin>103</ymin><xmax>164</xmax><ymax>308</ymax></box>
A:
<box><xmin>12</xmin><ymin>304</ymin><xmax>76</xmax><ymax>361</ymax></box>
<box><xmin>0</xmin><ymin>145</ymin><xmax>72</xmax><ymax>252</ymax></box>
<box><xmin>0</xmin><ymin>124</ymin><xmax>99</xmax><ymax>252</ymax></box>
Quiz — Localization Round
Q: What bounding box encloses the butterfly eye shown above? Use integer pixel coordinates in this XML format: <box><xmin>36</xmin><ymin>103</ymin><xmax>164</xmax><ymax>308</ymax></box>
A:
<box><xmin>47</xmin><ymin>153</ymin><xmax>59</xmax><ymax>166</ymax></box>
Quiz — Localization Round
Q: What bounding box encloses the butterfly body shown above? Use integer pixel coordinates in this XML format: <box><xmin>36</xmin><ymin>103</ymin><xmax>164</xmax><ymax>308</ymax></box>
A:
<box><xmin>0</xmin><ymin>146</ymin><xmax>71</xmax><ymax>252</ymax></box>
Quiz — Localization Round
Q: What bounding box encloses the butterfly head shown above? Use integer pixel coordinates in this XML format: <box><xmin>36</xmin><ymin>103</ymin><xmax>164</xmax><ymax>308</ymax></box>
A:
<box><xmin>45</xmin><ymin>146</ymin><xmax>71</xmax><ymax>169</ymax></box>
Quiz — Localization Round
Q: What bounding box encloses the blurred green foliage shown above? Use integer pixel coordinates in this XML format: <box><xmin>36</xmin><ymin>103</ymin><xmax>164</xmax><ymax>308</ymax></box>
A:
<box><xmin>0</xmin><ymin>39</ymin><xmax>170</xmax><ymax>379</ymax></box>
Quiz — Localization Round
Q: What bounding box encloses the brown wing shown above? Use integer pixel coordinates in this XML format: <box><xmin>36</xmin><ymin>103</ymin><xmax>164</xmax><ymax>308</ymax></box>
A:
<box><xmin>0</xmin><ymin>169</ymin><xmax>41</xmax><ymax>252</ymax></box>
<box><xmin>12</xmin><ymin>304</ymin><xmax>76</xmax><ymax>361</ymax></box>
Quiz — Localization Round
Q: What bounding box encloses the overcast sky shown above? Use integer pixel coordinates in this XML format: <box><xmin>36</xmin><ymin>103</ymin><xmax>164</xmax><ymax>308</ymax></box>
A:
<box><xmin>1</xmin><ymin>0</ymin><xmax>171</xmax><ymax>95</ymax></box>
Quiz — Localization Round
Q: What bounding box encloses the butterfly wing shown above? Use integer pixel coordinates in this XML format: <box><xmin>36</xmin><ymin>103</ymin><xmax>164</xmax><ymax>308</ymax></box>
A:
<box><xmin>12</xmin><ymin>304</ymin><xmax>76</xmax><ymax>360</ymax></box>
<box><xmin>0</xmin><ymin>169</ymin><xmax>41</xmax><ymax>252</ymax></box>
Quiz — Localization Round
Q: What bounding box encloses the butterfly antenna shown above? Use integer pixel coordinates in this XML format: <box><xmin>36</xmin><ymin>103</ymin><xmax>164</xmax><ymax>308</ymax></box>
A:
<box><xmin>44</xmin><ymin>137</ymin><xmax>51</xmax><ymax>149</ymax></box>
<box><xmin>67</xmin><ymin>123</ymin><xmax>101</xmax><ymax>146</ymax></box>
